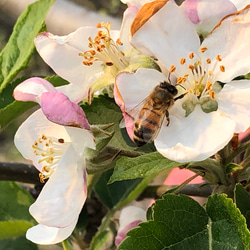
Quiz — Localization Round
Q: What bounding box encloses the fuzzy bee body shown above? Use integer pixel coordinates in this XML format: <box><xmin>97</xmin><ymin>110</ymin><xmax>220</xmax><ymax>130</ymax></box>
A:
<box><xmin>131</xmin><ymin>81</ymin><xmax>181</xmax><ymax>146</ymax></box>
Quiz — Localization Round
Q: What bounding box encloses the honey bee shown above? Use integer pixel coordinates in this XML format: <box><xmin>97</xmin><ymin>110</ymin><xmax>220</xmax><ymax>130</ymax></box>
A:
<box><xmin>127</xmin><ymin>81</ymin><xmax>186</xmax><ymax>147</ymax></box>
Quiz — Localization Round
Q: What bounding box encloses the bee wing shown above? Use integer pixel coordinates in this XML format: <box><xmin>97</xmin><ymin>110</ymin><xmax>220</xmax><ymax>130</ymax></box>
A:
<box><xmin>122</xmin><ymin>97</ymin><xmax>152</xmax><ymax>127</ymax></box>
<box><xmin>119</xmin><ymin>97</ymin><xmax>152</xmax><ymax>142</ymax></box>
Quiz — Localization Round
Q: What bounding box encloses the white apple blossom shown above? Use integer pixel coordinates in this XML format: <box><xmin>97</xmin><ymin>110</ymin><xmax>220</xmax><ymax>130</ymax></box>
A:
<box><xmin>34</xmin><ymin>16</ymin><xmax>158</xmax><ymax>103</ymax></box>
<box><xmin>115</xmin><ymin>1</ymin><xmax>250</xmax><ymax>162</ymax></box>
<box><xmin>14</xmin><ymin>78</ymin><xmax>95</xmax><ymax>244</ymax></box>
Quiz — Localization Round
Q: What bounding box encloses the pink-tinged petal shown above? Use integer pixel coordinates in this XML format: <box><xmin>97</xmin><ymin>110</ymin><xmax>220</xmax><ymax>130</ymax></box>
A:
<box><xmin>155</xmin><ymin>105</ymin><xmax>236</xmax><ymax>162</ymax></box>
<box><xmin>115</xmin><ymin>206</ymin><xmax>146</xmax><ymax>246</ymax></box>
<box><xmin>35</xmin><ymin>28</ymin><xmax>103</xmax><ymax>101</ymax></box>
<box><xmin>115</xmin><ymin>220</ymin><xmax>142</xmax><ymax>246</ymax></box>
<box><xmin>164</xmin><ymin>168</ymin><xmax>204</xmax><ymax>185</ymax></box>
<box><xmin>216</xmin><ymin>80</ymin><xmax>250</xmax><ymax>133</ymax></box>
<box><xmin>14</xmin><ymin>109</ymin><xmax>70</xmax><ymax>172</ymax></box>
<box><xmin>180</xmin><ymin>0</ymin><xmax>200</xmax><ymax>24</ymax></box>
<box><xmin>26</xmin><ymin>217</ymin><xmax>78</xmax><ymax>245</ymax></box>
<box><xmin>201</xmin><ymin>6</ymin><xmax>250</xmax><ymax>82</ymax></box>
<box><xmin>40</xmin><ymin>92</ymin><xmax>90</xmax><ymax>130</ymax></box>
<box><xmin>130</xmin><ymin>1</ymin><xmax>200</xmax><ymax>76</ymax></box>
<box><xmin>114</xmin><ymin>68</ymin><xmax>166</xmax><ymax>140</ymax></box>
<box><xmin>239</xmin><ymin>127</ymin><xmax>250</xmax><ymax>143</ymax></box>
<box><xmin>29</xmin><ymin>145</ymin><xmax>87</xmax><ymax>228</ymax></box>
<box><xmin>13</xmin><ymin>77</ymin><xmax>56</xmax><ymax>103</ymax></box>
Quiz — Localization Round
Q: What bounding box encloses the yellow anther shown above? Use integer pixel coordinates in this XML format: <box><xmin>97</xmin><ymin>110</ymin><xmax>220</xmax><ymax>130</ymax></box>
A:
<box><xmin>169</xmin><ymin>65</ymin><xmax>176</xmax><ymax>73</ymax></box>
<box><xmin>189</xmin><ymin>52</ymin><xmax>194</xmax><ymax>59</ymax></box>
<box><xmin>105</xmin><ymin>62</ymin><xmax>113</xmax><ymax>66</ymax></box>
<box><xmin>220</xmin><ymin>65</ymin><xmax>225</xmax><ymax>72</ymax></box>
<box><xmin>209</xmin><ymin>90</ymin><xmax>215</xmax><ymax>99</ymax></box>
<box><xmin>200</xmin><ymin>47</ymin><xmax>208</xmax><ymax>53</ymax></box>
<box><xmin>180</xmin><ymin>58</ymin><xmax>186</xmax><ymax>65</ymax></box>
<box><xmin>206</xmin><ymin>58</ymin><xmax>211</xmax><ymax>64</ymax></box>
<box><xmin>206</xmin><ymin>81</ymin><xmax>213</xmax><ymax>90</ymax></box>
<box><xmin>188</xmin><ymin>65</ymin><xmax>195</xmax><ymax>70</ymax></box>
<box><xmin>216</xmin><ymin>55</ymin><xmax>222</xmax><ymax>61</ymax></box>
<box><xmin>116</xmin><ymin>38</ymin><xmax>123</xmax><ymax>45</ymax></box>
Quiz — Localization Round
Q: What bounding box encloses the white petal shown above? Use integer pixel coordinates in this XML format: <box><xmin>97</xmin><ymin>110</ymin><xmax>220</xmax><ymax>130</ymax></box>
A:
<box><xmin>216</xmin><ymin>80</ymin><xmax>250</xmax><ymax>133</ymax></box>
<box><xmin>66</xmin><ymin>126</ymin><xmax>96</xmax><ymax>157</ymax></box>
<box><xmin>26</xmin><ymin>217</ymin><xmax>78</xmax><ymax>245</ymax></box>
<box><xmin>155</xmin><ymin>105</ymin><xmax>236</xmax><ymax>162</ymax></box>
<box><xmin>229</xmin><ymin>0</ymin><xmax>250</xmax><ymax>10</ymax></box>
<box><xmin>35</xmin><ymin>28</ymin><xmax>103</xmax><ymax>101</ymax></box>
<box><xmin>202</xmin><ymin>6</ymin><xmax>250</xmax><ymax>82</ymax></box>
<box><xmin>14</xmin><ymin>110</ymin><xmax>70</xmax><ymax>172</ymax></box>
<box><xmin>29</xmin><ymin>145</ymin><xmax>87</xmax><ymax>228</ymax></box>
<box><xmin>120</xmin><ymin>6</ymin><xmax>139</xmax><ymax>52</ymax></box>
<box><xmin>131</xmin><ymin>1</ymin><xmax>200</xmax><ymax>76</ymax></box>
<box><xmin>196</xmin><ymin>0</ymin><xmax>236</xmax><ymax>33</ymax></box>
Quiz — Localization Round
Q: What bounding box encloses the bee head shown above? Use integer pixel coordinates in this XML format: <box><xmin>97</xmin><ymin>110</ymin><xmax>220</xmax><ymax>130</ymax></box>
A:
<box><xmin>159</xmin><ymin>81</ymin><xmax>178</xmax><ymax>95</ymax></box>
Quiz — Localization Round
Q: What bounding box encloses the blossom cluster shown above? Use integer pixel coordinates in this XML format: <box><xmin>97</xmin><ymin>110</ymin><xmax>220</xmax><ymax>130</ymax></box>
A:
<box><xmin>13</xmin><ymin>0</ymin><xmax>250</xmax><ymax>246</ymax></box>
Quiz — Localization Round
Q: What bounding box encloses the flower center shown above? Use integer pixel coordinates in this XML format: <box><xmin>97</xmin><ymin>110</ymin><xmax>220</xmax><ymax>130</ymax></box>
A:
<box><xmin>79</xmin><ymin>22</ymin><xmax>129</xmax><ymax>72</ymax></box>
<box><xmin>170</xmin><ymin>46</ymin><xmax>225</xmax><ymax>115</ymax></box>
<box><xmin>32</xmin><ymin>135</ymin><xmax>70</xmax><ymax>183</ymax></box>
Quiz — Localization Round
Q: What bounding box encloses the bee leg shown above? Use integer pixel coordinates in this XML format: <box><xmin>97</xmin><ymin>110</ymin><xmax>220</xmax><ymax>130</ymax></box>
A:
<box><xmin>165</xmin><ymin>110</ymin><xmax>170</xmax><ymax>126</ymax></box>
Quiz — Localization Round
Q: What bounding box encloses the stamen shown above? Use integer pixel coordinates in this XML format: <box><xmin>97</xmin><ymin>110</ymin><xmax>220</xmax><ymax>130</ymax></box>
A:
<box><xmin>32</xmin><ymin>135</ymin><xmax>70</xmax><ymax>183</ymax></box>
<box><xmin>105</xmin><ymin>62</ymin><xmax>113</xmax><ymax>66</ymax></box>
<box><xmin>216</xmin><ymin>55</ymin><xmax>222</xmax><ymax>61</ymax></box>
<box><xmin>116</xmin><ymin>38</ymin><xmax>123</xmax><ymax>45</ymax></box>
<box><xmin>220</xmin><ymin>65</ymin><xmax>225</xmax><ymax>72</ymax></box>
<box><xmin>188</xmin><ymin>65</ymin><xmax>195</xmax><ymax>70</ymax></box>
<box><xmin>206</xmin><ymin>58</ymin><xmax>211</xmax><ymax>64</ymax></box>
<box><xmin>180</xmin><ymin>58</ymin><xmax>186</xmax><ymax>65</ymax></box>
<box><xmin>79</xmin><ymin>22</ymin><xmax>129</xmax><ymax>70</ymax></box>
<box><xmin>209</xmin><ymin>90</ymin><xmax>215</xmax><ymax>99</ymax></box>
<box><xmin>200</xmin><ymin>47</ymin><xmax>208</xmax><ymax>53</ymax></box>
<box><xmin>206</xmin><ymin>81</ymin><xmax>213</xmax><ymax>90</ymax></box>
<box><xmin>189</xmin><ymin>52</ymin><xmax>194</xmax><ymax>59</ymax></box>
<box><xmin>169</xmin><ymin>65</ymin><xmax>176</xmax><ymax>73</ymax></box>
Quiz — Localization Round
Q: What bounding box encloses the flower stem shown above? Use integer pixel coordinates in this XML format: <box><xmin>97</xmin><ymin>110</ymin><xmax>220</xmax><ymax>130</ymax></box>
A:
<box><xmin>62</xmin><ymin>240</ymin><xmax>73</xmax><ymax>250</ymax></box>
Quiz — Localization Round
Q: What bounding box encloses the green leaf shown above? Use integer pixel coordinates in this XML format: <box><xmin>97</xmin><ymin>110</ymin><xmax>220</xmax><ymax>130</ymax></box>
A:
<box><xmin>206</xmin><ymin>194</ymin><xmax>250</xmax><ymax>249</ymax></box>
<box><xmin>109</xmin><ymin>152</ymin><xmax>181</xmax><ymax>183</ymax></box>
<box><xmin>119</xmin><ymin>193</ymin><xmax>250</xmax><ymax>249</ymax></box>
<box><xmin>0</xmin><ymin>220</ymin><xmax>34</xmax><ymax>240</ymax></box>
<box><xmin>0</xmin><ymin>0</ymin><xmax>56</xmax><ymax>92</ymax></box>
<box><xmin>119</xmin><ymin>194</ymin><xmax>208</xmax><ymax>249</ymax></box>
<box><xmin>234</xmin><ymin>184</ymin><xmax>250</xmax><ymax>230</ymax></box>
<box><xmin>94</xmin><ymin>169</ymin><xmax>142</xmax><ymax>209</ymax></box>
<box><xmin>0</xmin><ymin>181</ymin><xmax>34</xmax><ymax>221</ymax></box>
<box><xmin>0</xmin><ymin>236</ymin><xmax>38</xmax><ymax>250</ymax></box>
<box><xmin>0</xmin><ymin>182</ymin><xmax>35</xmax><ymax>246</ymax></box>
